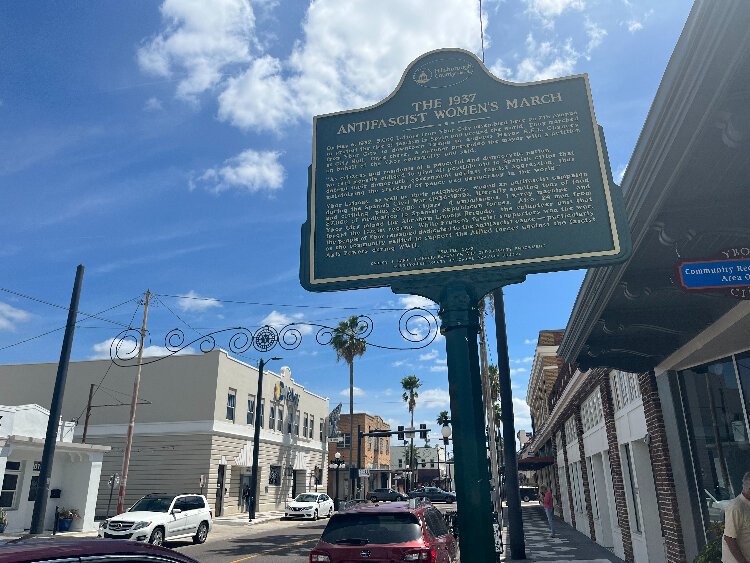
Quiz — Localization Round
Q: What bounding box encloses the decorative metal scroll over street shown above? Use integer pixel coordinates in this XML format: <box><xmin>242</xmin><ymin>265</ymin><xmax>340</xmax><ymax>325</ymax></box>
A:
<box><xmin>108</xmin><ymin>307</ymin><xmax>438</xmax><ymax>366</ymax></box>
<box><xmin>301</xmin><ymin>48</ymin><xmax>631</xmax><ymax>292</ymax></box>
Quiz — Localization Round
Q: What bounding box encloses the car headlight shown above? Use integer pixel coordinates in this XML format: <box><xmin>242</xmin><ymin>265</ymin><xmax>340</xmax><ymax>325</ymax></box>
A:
<box><xmin>99</xmin><ymin>520</ymin><xmax>108</xmax><ymax>529</ymax></box>
<box><xmin>132</xmin><ymin>521</ymin><xmax>151</xmax><ymax>530</ymax></box>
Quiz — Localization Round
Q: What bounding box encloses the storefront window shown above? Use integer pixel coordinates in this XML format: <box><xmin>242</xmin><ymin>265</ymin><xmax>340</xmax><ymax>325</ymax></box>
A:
<box><xmin>680</xmin><ymin>356</ymin><xmax>750</xmax><ymax>526</ymax></box>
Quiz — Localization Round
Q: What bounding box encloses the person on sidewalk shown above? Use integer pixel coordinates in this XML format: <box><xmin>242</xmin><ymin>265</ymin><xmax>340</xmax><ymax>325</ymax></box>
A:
<box><xmin>723</xmin><ymin>471</ymin><xmax>750</xmax><ymax>563</ymax></box>
<box><xmin>541</xmin><ymin>485</ymin><xmax>555</xmax><ymax>537</ymax></box>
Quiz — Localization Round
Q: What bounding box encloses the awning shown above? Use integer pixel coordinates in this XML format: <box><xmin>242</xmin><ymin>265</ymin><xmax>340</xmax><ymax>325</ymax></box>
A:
<box><xmin>517</xmin><ymin>456</ymin><xmax>554</xmax><ymax>471</ymax></box>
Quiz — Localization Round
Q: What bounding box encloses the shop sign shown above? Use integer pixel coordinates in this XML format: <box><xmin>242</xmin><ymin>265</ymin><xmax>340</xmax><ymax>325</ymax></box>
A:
<box><xmin>676</xmin><ymin>247</ymin><xmax>750</xmax><ymax>299</ymax></box>
<box><xmin>358</xmin><ymin>468</ymin><xmax>371</xmax><ymax>477</ymax></box>
<box><xmin>273</xmin><ymin>381</ymin><xmax>300</xmax><ymax>405</ymax></box>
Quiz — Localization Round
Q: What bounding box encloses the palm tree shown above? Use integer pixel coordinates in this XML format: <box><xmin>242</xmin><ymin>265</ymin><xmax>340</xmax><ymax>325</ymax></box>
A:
<box><xmin>330</xmin><ymin>316</ymin><xmax>367</xmax><ymax>470</ymax></box>
<box><xmin>436</xmin><ymin>410</ymin><xmax>450</xmax><ymax>427</ymax></box>
<box><xmin>401</xmin><ymin>375</ymin><xmax>421</xmax><ymax>490</ymax></box>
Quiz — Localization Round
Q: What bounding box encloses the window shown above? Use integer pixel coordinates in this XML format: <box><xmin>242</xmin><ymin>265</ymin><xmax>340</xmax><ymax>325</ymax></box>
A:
<box><xmin>310</xmin><ymin>417</ymin><xmax>315</xmax><ymax>439</ymax></box>
<box><xmin>622</xmin><ymin>443</ymin><xmax>642</xmax><ymax>532</ymax></box>
<box><xmin>1</xmin><ymin>461</ymin><xmax>21</xmax><ymax>508</ymax></box>
<box><xmin>587</xmin><ymin>456</ymin><xmax>599</xmax><ymax>520</ymax></box>
<box><xmin>27</xmin><ymin>475</ymin><xmax>40</xmax><ymax>502</ymax></box>
<box><xmin>581</xmin><ymin>390</ymin><xmax>603</xmax><ymax>433</ymax></box>
<box><xmin>564</xmin><ymin>416</ymin><xmax>576</xmax><ymax>445</ymax></box>
<box><xmin>294</xmin><ymin>410</ymin><xmax>300</xmax><ymax>436</ymax></box>
<box><xmin>368</xmin><ymin>435</ymin><xmax>372</xmax><ymax>451</ymax></box>
<box><xmin>268</xmin><ymin>465</ymin><xmax>281</xmax><ymax>486</ymax></box>
<box><xmin>398</xmin><ymin>458</ymin><xmax>403</xmax><ymax>468</ymax></box>
<box><xmin>269</xmin><ymin>405</ymin><xmax>276</xmax><ymax>430</ymax></box>
<box><xmin>287</xmin><ymin>410</ymin><xmax>293</xmax><ymax>434</ymax></box>
<box><xmin>320</xmin><ymin>418</ymin><xmax>324</xmax><ymax>442</ymax></box>
<box><xmin>226</xmin><ymin>389</ymin><xmax>236</xmax><ymax>421</ymax></box>
<box><xmin>247</xmin><ymin>395</ymin><xmax>255</xmax><ymax>425</ymax></box>
<box><xmin>430</xmin><ymin>460</ymin><xmax>435</xmax><ymax>468</ymax></box>
<box><xmin>277</xmin><ymin>407</ymin><xmax>284</xmax><ymax>432</ymax></box>
<box><xmin>386</xmin><ymin>441</ymin><xmax>389</xmax><ymax>454</ymax></box>
<box><xmin>303</xmin><ymin>413</ymin><xmax>309</xmax><ymax>438</ymax></box>
<box><xmin>259</xmin><ymin>399</ymin><xmax>265</xmax><ymax>428</ymax></box>
<box><xmin>342</xmin><ymin>433</ymin><xmax>351</xmax><ymax>448</ymax></box>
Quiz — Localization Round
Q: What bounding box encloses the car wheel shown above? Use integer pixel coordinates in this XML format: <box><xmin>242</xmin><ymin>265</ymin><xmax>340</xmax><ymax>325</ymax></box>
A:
<box><xmin>193</xmin><ymin>521</ymin><xmax>209</xmax><ymax>544</ymax></box>
<box><xmin>523</xmin><ymin>495</ymin><xmax>530</xmax><ymax>502</ymax></box>
<box><xmin>328</xmin><ymin>506</ymin><xmax>333</xmax><ymax>517</ymax></box>
<box><xmin>149</xmin><ymin>527</ymin><xmax>164</xmax><ymax>546</ymax></box>
<box><xmin>313</xmin><ymin>509</ymin><xmax>319</xmax><ymax>521</ymax></box>
<box><xmin>368</xmin><ymin>496</ymin><xmax>377</xmax><ymax>502</ymax></box>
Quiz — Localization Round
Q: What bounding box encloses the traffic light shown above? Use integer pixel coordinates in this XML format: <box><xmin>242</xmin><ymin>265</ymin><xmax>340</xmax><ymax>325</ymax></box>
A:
<box><xmin>398</xmin><ymin>425</ymin><xmax>405</xmax><ymax>440</ymax></box>
<box><xmin>419</xmin><ymin>423</ymin><xmax>428</xmax><ymax>440</ymax></box>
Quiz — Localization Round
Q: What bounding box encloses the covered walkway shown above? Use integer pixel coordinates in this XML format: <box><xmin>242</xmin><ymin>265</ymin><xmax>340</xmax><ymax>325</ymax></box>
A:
<box><xmin>501</xmin><ymin>504</ymin><xmax>623</xmax><ymax>562</ymax></box>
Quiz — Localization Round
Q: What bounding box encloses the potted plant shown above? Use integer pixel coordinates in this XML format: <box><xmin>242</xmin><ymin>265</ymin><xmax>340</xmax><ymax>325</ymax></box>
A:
<box><xmin>57</xmin><ymin>508</ymin><xmax>80</xmax><ymax>532</ymax></box>
<box><xmin>0</xmin><ymin>508</ymin><xmax>8</xmax><ymax>533</ymax></box>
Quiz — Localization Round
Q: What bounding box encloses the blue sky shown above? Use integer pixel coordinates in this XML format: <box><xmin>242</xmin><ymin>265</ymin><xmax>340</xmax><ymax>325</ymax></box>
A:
<box><xmin>1</xmin><ymin>0</ymin><xmax>692</xmax><ymax>444</ymax></box>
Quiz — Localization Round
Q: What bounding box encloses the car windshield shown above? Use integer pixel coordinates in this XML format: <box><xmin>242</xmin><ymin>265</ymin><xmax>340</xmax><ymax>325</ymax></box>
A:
<box><xmin>321</xmin><ymin>512</ymin><xmax>422</xmax><ymax>545</ymax></box>
<box><xmin>128</xmin><ymin>496</ymin><xmax>175</xmax><ymax>513</ymax></box>
<box><xmin>295</xmin><ymin>494</ymin><xmax>319</xmax><ymax>503</ymax></box>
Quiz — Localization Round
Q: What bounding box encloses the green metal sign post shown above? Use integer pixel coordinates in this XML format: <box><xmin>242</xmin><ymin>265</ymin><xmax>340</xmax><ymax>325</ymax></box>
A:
<box><xmin>301</xmin><ymin>48</ymin><xmax>631</xmax><ymax>560</ymax></box>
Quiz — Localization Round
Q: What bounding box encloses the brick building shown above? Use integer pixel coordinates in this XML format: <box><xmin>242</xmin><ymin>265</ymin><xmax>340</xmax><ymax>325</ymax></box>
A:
<box><xmin>522</xmin><ymin>2</ymin><xmax>750</xmax><ymax>561</ymax></box>
<box><xmin>326</xmin><ymin>413</ymin><xmax>391</xmax><ymax>499</ymax></box>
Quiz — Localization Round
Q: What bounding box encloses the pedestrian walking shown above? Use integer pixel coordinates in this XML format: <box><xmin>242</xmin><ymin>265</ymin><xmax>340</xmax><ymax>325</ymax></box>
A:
<box><xmin>541</xmin><ymin>485</ymin><xmax>555</xmax><ymax>537</ymax></box>
<box><xmin>723</xmin><ymin>471</ymin><xmax>750</xmax><ymax>563</ymax></box>
<box><xmin>242</xmin><ymin>485</ymin><xmax>251</xmax><ymax>513</ymax></box>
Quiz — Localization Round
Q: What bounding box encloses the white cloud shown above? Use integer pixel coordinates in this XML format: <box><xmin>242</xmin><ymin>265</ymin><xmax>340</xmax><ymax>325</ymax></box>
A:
<box><xmin>176</xmin><ymin>290</ymin><xmax>221</xmax><ymax>312</ymax></box>
<box><xmin>614</xmin><ymin>164</ymin><xmax>627</xmax><ymax>184</ymax></box>
<box><xmin>429</xmin><ymin>365</ymin><xmax>449</xmax><ymax>373</ymax></box>
<box><xmin>137</xmin><ymin>0</ymin><xmax>255</xmax><ymax>102</ymax></box>
<box><xmin>514</xmin><ymin>34</ymin><xmax>579</xmax><ymax>82</ymax></box>
<box><xmin>512</xmin><ymin>356</ymin><xmax>534</xmax><ymax>365</ymax></box>
<box><xmin>525</xmin><ymin>0</ymin><xmax>584</xmax><ymax>21</ymax></box>
<box><xmin>398</xmin><ymin>295</ymin><xmax>435</xmax><ymax>309</ymax></box>
<box><xmin>391</xmin><ymin>360</ymin><xmax>408</xmax><ymax>367</ymax></box>
<box><xmin>260</xmin><ymin>310</ymin><xmax>313</xmax><ymax>335</ymax></box>
<box><xmin>192</xmin><ymin>149</ymin><xmax>285</xmax><ymax>194</ymax></box>
<box><xmin>211</xmin><ymin>0</ymin><xmax>482</xmax><ymax>133</ymax></box>
<box><xmin>340</xmin><ymin>386</ymin><xmax>365</xmax><ymax>397</ymax></box>
<box><xmin>510</xmin><ymin>367</ymin><xmax>528</xmax><ymax>376</ymax></box>
<box><xmin>524</xmin><ymin>337</ymin><xmax>536</xmax><ymax>345</ymax></box>
<box><xmin>144</xmin><ymin>97</ymin><xmax>163</xmax><ymax>111</ymax></box>
<box><xmin>91</xmin><ymin>338</ymin><xmax>196</xmax><ymax>360</ymax></box>
<box><xmin>419</xmin><ymin>349</ymin><xmax>438</xmax><ymax>362</ymax></box>
<box><xmin>420</xmin><ymin>388</ymin><xmax>451</xmax><ymax>408</ymax></box>
<box><xmin>584</xmin><ymin>19</ymin><xmax>607</xmax><ymax>57</ymax></box>
<box><xmin>0</xmin><ymin>302</ymin><xmax>31</xmax><ymax>331</ymax></box>
<box><xmin>622</xmin><ymin>9</ymin><xmax>652</xmax><ymax>33</ymax></box>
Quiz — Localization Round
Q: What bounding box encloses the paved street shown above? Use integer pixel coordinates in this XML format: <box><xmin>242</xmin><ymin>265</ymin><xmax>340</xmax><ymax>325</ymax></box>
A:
<box><xmin>171</xmin><ymin>517</ymin><xmax>327</xmax><ymax>562</ymax></box>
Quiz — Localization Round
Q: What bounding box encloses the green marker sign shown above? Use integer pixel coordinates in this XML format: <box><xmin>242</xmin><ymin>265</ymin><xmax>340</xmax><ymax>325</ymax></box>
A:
<box><xmin>301</xmin><ymin>47</ymin><xmax>630</xmax><ymax>290</ymax></box>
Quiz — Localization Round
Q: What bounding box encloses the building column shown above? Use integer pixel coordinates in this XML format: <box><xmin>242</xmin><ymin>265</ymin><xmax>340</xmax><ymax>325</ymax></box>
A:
<box><xmin>550</xmin><ymin>435</ymin><xmax>563</xmax><ymax>518</ymax></box>
<box><xmin>574</xmin><ymin>406</ymin><xmax>596</xmax><ymax>541</ymax></box>
<box><xmin>638</xmin><ymin>370</ymin><xmax>686</xmax><ymax>563</ymax></box>
<box><xmin>600</xmin><ymin>377</ymin><xmax>634</xmax><ymax>563</ymax></box>
<box><xmin>559</xmin><ymin>419</ymin><xmax>576</xmax><ymax>529</ymax></box>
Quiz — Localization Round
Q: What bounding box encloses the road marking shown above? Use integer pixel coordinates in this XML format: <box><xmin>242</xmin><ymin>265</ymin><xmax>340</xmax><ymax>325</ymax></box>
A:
<box><xmin>228</xmin><ymin>536</ymin><xmax>319</xmax><ymax>562</ymax></box>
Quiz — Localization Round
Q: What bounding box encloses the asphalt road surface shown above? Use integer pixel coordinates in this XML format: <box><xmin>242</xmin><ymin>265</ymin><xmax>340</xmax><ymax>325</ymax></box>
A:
<box><xmin>171</xmin><ymin>517</ymin><xmax>326</xmax><ymax>562</ymax></box>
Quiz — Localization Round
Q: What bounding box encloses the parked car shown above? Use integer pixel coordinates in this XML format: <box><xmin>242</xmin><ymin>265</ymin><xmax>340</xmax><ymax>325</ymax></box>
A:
<box><xmin>409</xmin><ymin>487</ymin><xmax>456</xmax><ymax>503</ymax></box>
<box><xmin>0</xmin><ymin>539</ymin><xmax>200</xmax><ymax>563</ymax></box>
<box><xmin>309</xmin><ymin>500</ymin><xmax>459</xmax><ymax>562</ymax></box>
<box><xmin>367</xmin><ymin>488</ymin><xmax>408</xmax><ymax>502</ymax></box>
<box><xmin>98</xmin><ymin>493</ymin><xmax>212</xmax><ymax>546</ymax></box>
<box><xmin>519</xmin><ymin>486</ymin><xmax>539</xmax><ymax>503</ymax></box>
<box><xmin>285</xmin><ymin>493</ymin><xmax>335</xmax><ymax>520</ymax></box>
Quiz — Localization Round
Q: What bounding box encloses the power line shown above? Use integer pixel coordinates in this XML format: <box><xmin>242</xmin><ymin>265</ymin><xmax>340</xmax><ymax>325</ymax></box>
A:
<box><xmin>154</xmin><ymin>292</ymin><xmax>437</xmax><ymax>312</ymax></box>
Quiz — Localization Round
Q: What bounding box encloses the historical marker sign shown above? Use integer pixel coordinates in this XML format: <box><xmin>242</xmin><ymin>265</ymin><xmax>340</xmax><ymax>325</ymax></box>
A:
<box><xmin>301</xmin><ymin>48</ymin><xmax>630</xmax><ymax>292</ymax></box>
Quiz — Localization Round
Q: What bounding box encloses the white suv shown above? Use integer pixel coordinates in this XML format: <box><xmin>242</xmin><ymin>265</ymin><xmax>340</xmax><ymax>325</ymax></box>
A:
<box><xmin>99</xmin><ymin>493</ymin><xmax>212</xmax><ymax>546</ymax></box>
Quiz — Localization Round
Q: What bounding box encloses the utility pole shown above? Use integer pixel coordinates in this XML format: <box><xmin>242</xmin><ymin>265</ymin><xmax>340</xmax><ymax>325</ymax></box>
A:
<box><xmin>81</xmin><ymin>383</ymin><xmax>95</xmax><ymax>443</ymax></box>
<box><xmin>116</xmin><ymin>290</ymin><xmax>150</xmax><ymax>515</ymax></box>
<box><xmin>30</xmin><ymin>265</ymin><xmax>84</xmax><ymax>534</ymax></box>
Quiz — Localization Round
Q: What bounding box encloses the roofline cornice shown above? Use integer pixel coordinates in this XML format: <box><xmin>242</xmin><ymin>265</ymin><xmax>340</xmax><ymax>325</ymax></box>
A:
<box><xmin>559</xmin><ymin>0</ymin><xmax>750</xmax><ymax>363</ymax></box>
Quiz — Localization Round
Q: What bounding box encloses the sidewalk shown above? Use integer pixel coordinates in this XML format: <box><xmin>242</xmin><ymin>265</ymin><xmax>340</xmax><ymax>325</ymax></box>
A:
<box><xmin>213</xmin><ymin>510</ymin><xmax>285</xmax><ymax>526</ymax></box>
<box><xmin>500</xmin><ymin>504</ymin><xmax>623</xmax><ymax>562</ymax></box>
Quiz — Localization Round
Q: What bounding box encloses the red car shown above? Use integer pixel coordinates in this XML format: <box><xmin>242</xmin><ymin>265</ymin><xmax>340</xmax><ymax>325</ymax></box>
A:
<box><xmin>309</xmin><ymin>500</ymin><xmax>459</xmax><ymax>563</ymax></box>
<box><xmin>0</xmin><ymin>539</ymin><xmax>200</xmax><ymax>563</ymax></box>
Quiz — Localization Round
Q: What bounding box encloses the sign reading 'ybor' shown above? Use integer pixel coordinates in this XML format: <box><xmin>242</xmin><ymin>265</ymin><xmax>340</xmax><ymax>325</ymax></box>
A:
<box><xmin>300</xmin><ymin>48</ymin><xmax>630</xmax><ymax>291</ymax></box>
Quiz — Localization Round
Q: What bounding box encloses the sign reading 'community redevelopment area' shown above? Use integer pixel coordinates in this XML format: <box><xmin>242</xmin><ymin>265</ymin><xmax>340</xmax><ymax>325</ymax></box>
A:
<box><xmin>300</xmin><ymin>48</ymin><xmax>630</xmax><ymax>291</ymax></box>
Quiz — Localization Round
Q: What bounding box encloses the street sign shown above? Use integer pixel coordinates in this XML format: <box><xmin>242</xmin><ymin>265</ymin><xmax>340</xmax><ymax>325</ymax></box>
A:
<box><xmin>676</xmin><ymin>247</ymin><xmax>750</xmax><ymax>299</ymax></box>
<box><xmin>301</xmin><ymin>48</ymin><xmax>630</xmax><ymax>293</ymax></box>
<box><xmin>358</xmin><ymin>468</ymin><xmax>371</xmax><ymax>477</ymax></box>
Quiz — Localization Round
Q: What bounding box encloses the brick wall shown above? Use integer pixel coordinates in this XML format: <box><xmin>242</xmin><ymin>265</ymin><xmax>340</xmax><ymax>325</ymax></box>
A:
<box><xmin>638</xmin><ymin>370</ymin><xmax>686</xmax><ymax>562</ymax></box>
<box><xmin>600</xmin><ymin>377</ymin><xmax>634</xmax><ymax>563</ymax></box>
<box><xmin>574</xmin><ymin>406</ymin><xmax>597</xmax><ymax>541</ymax></box>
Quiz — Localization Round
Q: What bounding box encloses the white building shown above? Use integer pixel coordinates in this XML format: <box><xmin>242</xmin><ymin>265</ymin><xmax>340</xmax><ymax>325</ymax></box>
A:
<box><xmin>390</xmin><ymin>444</ymin><xmax>447</xmax><ymax>489</ymax></box>
<box><xmin>0</xmin><ymin>404</ymin><xmax>109</xmax><ymax>532</ymax></box>
<box><xmin>0</xmin><ymin>350</ymin><xmax>329</xmax><ymax>517</ymax></box>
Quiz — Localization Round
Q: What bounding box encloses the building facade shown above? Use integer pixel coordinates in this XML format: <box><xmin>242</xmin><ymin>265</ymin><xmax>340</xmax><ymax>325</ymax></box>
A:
<box><xmin>327</xmin><ymin>413</ymin><xmax>391</xmax><ymax>499</ymax></box>
<box><xmin>0</xmin><ymin>404</ymin><xmax>109</xmax><ymax>532</ymax></box>
<box><xmin>523</xmin><ymin>2</ymin><xmax>750</xmax><ymax>561</ymax></box>
<box><xmin>0</xmin><ymin>350</ymin><xmax>329</xmax><ymax>517</ymax></box>
<box><xmin>390</xmin><ymin>444</ymin><xmax>447</xmax><ymax>491</ymax></box>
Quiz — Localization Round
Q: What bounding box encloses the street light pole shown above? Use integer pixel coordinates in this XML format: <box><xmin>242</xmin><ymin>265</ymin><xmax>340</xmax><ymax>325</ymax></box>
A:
<box><xmin>249</xmin><ymin>356</ymin><xmax>281</xmax><ymax>521</ymax></box>
<box><xmin>442</xmin><ymin>423</ymin><xmax>452</xmax><ymax>492</ymax></box>
<box><xmin>330</xmin><ymin>452</ymin><xmax>343</xmax><ymax>511</ymax></box>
